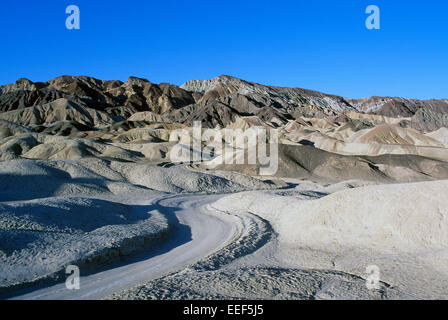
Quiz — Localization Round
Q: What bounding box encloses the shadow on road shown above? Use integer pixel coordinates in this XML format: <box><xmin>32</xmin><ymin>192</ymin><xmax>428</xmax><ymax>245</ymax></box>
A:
<box><xmin>1</xmin><ymin>197</ymin><xmax>193</xmax><ymax>299</ymax></box>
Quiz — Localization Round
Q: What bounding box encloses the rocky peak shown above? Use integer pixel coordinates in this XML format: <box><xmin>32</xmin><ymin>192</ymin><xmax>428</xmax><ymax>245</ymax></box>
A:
<box><xmin>0</xmin><ymin>78</ymin><xmax>37</xmax><ymax>95</ymax></box>
<box><xmin>181</xmin><ymin>75</ymin><xmax>248</xmax><ymax>93</ymax></box>
<box><xmin>124</xmin><ymin>76</ymin><xmax>151</xmax><ymax>88</ymax></box>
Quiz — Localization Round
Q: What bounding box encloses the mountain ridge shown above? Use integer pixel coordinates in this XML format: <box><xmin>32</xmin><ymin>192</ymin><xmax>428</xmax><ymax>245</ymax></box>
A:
<box><xmin>1</xmin><ymin>75</ymin><xmax>447</xmax><ymax>132</ymax></box>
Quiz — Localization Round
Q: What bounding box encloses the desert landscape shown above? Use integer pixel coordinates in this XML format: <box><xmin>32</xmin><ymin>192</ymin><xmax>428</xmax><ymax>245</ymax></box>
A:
<box><xmin>0</xmin><ymin>74</ymin><xmax>447</xmax><ymax>299</ymax></box>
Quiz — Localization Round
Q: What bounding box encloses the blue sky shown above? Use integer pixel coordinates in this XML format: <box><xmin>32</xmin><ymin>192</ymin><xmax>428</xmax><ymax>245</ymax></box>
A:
<box><xmin>1</xmin><ymin>0</ymin><xmax>447</xmax><ymax>99</ymax></box>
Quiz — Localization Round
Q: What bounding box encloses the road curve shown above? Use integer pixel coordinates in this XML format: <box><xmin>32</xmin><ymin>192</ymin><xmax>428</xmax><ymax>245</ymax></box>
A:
<box><xmin>10</xmin><ymin>194</ymin><xmax>238</xmax><ymax>300</ymax></box>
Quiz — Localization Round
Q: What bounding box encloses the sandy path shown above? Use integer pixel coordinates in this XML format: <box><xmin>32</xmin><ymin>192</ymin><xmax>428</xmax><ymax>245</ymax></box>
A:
<box><xmin>9</xmin><ymin>194</ymin><xmax>238</xmax><ymax>300</ymax></box>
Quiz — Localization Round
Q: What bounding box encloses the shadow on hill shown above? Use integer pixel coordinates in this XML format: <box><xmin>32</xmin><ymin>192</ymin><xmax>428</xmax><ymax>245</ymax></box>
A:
<box><xmin>0</xmin><ymin>198</ymin><xmax>193</xmax><ymax>299</ymax></box>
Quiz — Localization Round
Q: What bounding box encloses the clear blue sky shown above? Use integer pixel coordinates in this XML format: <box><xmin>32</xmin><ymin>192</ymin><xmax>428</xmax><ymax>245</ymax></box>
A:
<box><xmin>1</xmin><ymin>0</ymin><xmax>447</xmax><ymax>99</ymax></box>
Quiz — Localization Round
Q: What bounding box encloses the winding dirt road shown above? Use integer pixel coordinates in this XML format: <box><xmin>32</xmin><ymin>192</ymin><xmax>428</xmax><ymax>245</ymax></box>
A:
<box><xmin>10</xmin><ymin>194</ymin><xmax>238</xmax><ymax>300</ymax></box>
